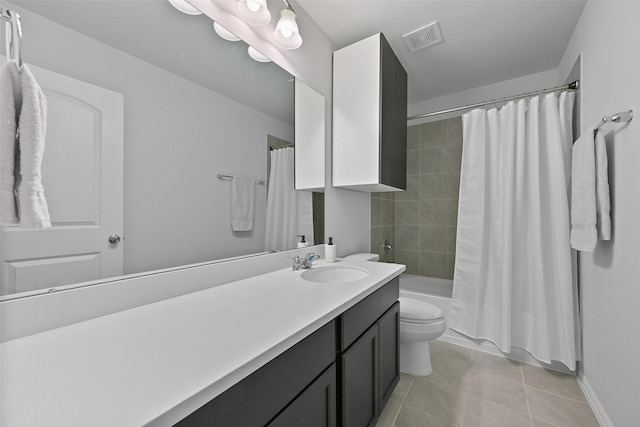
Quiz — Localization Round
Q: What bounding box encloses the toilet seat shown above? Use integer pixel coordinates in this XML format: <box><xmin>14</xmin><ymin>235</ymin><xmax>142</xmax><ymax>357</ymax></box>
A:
<box><xmin>399</xmin><ymin>297</ymin><xmax>443</xmax><ymax>324</ymax></box>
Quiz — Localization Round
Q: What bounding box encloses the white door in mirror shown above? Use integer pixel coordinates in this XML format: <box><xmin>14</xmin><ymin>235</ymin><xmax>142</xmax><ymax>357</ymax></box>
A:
<box><xmin>0</xmin><ymin>64</ymin><xmax>124</xmax><ymax>296</ymax></box>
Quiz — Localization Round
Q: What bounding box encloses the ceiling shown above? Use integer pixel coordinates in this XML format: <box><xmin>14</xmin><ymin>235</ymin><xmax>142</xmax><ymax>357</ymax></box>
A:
<box><xmin>296</xmin><ymin>0</ymin><xmax>587</xmax><ymax>104</ymax></box>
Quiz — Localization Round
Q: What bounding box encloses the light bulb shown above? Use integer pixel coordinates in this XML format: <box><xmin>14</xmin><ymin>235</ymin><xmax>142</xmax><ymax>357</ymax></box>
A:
<box><xmin>280</xmin><ymin>29</ymin><xmax>293</xmax><ymax>38</ymax></box>
<box><xmin>247</xmin><ymin>0</ymin><xmax>260</xmax><ymax>12</ymax></box>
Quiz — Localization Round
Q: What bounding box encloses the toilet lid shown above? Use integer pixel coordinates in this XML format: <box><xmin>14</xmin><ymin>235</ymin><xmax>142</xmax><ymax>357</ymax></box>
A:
<box><xmin>399</xmin><ymin>297</ymin><xmax>443</xmax><ymax>322</ymax></box>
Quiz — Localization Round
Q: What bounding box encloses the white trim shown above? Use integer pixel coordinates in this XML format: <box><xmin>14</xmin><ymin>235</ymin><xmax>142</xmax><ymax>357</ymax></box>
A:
<box><xmin>578</xmin><ymin>372</ymin><xmax>613</xmax><ymax>427</ymax></box>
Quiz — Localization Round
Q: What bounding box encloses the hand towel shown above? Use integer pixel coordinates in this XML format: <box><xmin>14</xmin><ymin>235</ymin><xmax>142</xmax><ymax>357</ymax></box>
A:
<box><xmin>570</xmin><ymin>126</ymin><xmax>597</xmax><ymax>251</ymax></box>
<box><xmin>594</xmin><ymin>130</ymin><xmax>611</xmax><ymax>240</ymax></box>
<box><xmin>231</xmin><ymin>176</ymin><xmax>254</xmax><ymax>231</ymax></box>
<box><xmin>0</xmin><ymin>61</ymin><xmax>21</xmax><ymax>225</ymax></box>
<box><xmin>16</xmin><ymin>64</ymin><xmax>51</xmax><ymax>229</ymax></box>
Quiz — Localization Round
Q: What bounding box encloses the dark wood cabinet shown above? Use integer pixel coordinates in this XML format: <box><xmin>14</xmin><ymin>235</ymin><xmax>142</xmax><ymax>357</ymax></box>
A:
<box><xmin>175</xmin><ymin>278</ymin><xmax>399</xmax><ymax>427</ymax></box>
<box><xmin>338</xmin><ymin>278</ymin><xmax>400</xmax><ymax>427</ymax></box>
<box><xmin>268</xmin><ymin>364</ymin><xmax>336</xmax><ymax>427</ymax></box>
<box><xmin>378</xmin><ymin>301</ymin><xmax>400</xmax><ymax>409</ymax></box>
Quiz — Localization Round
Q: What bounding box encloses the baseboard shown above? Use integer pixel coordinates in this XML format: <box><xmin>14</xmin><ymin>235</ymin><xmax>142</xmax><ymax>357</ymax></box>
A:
<box><xmin>577</xmin><ymin>373</ymin><xmax>613</xmax><ymax>427</ymax></box>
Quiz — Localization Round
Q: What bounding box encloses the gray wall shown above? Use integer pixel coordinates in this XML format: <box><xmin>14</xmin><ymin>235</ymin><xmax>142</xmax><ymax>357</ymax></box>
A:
<box><xmin>559</xmin><ymin>2</ymin><xmax>640</xmax><ymax>426</ymax></box>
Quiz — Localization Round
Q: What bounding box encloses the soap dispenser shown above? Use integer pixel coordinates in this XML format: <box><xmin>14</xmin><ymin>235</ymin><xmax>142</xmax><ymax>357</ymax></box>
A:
<box><xmin>297</xmin><ymin>235</ymin><xmax>310</xmax><ymax>248</ymax></box>
<box><xmin>325</xmin><ymin>237</ymin><xmax>337</xmax><ymax>263</ymax></box>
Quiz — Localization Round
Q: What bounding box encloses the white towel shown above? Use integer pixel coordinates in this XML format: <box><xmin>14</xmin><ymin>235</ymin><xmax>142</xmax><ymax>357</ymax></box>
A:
<box><xmin>16</xmin><ymin>64</ymin><xmax>51</xmax><ymax>229</ymax></box>
<box><xmin>0</xmin><ymin>61</ymin><xmax>20</xmax><ymax>225</ymax></box>
<box><xmin>594</xmin><ymin>130</ymin><xmax>611</xmax><ymax>240</ymax></box>
<box><xmin>231</xmin><ymin>176</ymin><xmax>254</xmax><ymax>231</ymax></box>
<box><xmin>571</xmin><ymin>127</ymin><xmax>597</xmax><ymax>251</ymax></box>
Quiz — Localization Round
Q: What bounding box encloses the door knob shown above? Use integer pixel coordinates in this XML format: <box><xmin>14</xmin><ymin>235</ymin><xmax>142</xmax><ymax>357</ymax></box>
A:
<box><xmin>108</xmin><ymin>234</ymin><xmax>121</xmax><ymax>244</ymax></box>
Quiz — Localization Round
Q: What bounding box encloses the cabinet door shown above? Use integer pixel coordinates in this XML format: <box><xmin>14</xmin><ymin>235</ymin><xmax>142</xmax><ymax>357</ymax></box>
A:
<box><xmin>268</xmin><ymin>364</ymin><xmax>336</xmax><ymax>427</ymax></box>
<box><xmin>378</xmin><ymin>302</ymin><xmax>400</xmax><ymax>410</ymax></box>
<box><xmin>340</xmin><ymin>325</ymin><xmax>378</xmax><ymax>427</ymax></box>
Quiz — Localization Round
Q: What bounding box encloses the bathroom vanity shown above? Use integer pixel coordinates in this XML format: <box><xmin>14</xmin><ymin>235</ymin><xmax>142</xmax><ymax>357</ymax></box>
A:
<box><xmin>0</xmin><ymin>257</ymin><xmax>404</xmax><ymax>427</ymax></box>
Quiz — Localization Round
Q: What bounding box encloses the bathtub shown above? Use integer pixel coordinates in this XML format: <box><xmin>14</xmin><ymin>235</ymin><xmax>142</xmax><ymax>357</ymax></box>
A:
<box><xmin>399</xmin><ymin>273</ymin><xmax>572</xmax><ymax>373</ymax></box>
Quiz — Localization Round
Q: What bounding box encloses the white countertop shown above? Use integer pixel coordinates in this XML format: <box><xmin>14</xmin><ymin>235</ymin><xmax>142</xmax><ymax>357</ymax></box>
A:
<box><xmin>0</xmin><ymin>259</ymin><xmax>404</xmax><ymax>426</ymax></box>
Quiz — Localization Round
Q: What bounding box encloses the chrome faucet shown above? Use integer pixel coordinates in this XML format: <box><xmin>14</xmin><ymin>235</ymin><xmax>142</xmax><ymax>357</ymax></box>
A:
<box><xmin>289</xmin><ymin>253</ymin><xmax>320</xmax><ymax>271</ymax></box>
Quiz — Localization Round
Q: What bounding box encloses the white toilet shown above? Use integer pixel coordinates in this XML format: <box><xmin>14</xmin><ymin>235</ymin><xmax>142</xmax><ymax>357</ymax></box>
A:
<box><xmin>343</xmin><ymin>253</ymin><xmax>448</xmax><ymax>376</ymax></box>
<box><xmin>398</xmin><ymin>296</ymin><xmax>447</xmax><ymax>376</ymax></box>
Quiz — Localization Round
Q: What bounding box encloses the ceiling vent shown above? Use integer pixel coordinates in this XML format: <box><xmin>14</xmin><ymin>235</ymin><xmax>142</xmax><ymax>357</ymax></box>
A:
<box><xmin>402</xmin><ymin>21</ymin><xmax>443</xmax><ymax>52</ymax></box>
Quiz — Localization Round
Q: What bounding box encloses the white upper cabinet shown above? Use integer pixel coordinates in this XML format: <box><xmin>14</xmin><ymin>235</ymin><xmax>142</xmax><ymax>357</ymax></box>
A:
<box><xmin>333</xmin><ymin>33</ymin><xmax>408</xmax><ymax>192</ymax></box>
<box><xmin>295</xmin><ymin>79</ymin><xmax>326</xmax><ymax>191</ymax></box>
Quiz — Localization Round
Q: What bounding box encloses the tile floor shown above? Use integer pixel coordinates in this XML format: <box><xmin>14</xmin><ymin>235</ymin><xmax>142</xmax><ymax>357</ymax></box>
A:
<box><xmin>377</xmin><ymin>340</ymin><xmax>599</xmax><ymax>427</ymax></box>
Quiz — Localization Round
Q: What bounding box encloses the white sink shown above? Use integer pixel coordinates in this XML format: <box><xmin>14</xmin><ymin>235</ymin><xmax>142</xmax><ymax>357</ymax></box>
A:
<box><xmin>300</xmin><ymin>265</ymin><xmax>369</xmax><ymax>284</ymax></box>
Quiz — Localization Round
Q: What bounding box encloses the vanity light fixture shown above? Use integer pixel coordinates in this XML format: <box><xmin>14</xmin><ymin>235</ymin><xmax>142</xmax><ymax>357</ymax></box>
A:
<box><xmin>248</xmin><ymin>46</ymin><xmax>271</xmax><ymax>62</ymax></box>
<box><xmin>273</xmin><ymin>2</ymin><xmax>302</xmax><ymax>50</ymax></box>
<box><xmin>237</xmin><ymin>0</ymin><xmax>271</xmax><ymax>26</ymax></box>
<box><xmin>213</xmin><ymin>22</ymin><xmax>241</xmax><ymax>42</ymax></box>
<box><xmin>167</xmin><ymin>0</ymin><xmax>202</xmax><ymax>15</ymax></box>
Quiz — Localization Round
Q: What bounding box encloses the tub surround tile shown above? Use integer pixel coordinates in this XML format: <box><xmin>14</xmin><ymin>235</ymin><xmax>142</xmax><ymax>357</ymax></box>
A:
<box><xmin>407</xmin><ymin>125</ymin><xmax>420</xmax><ymax>150</ymax></box>
<box><xmin>396</xmin><ymin>226</ymin><xmax>420</xmax><ymax>251</ymax></box>
<box><xmin>447</xmin><ymin>171</ymin><xmax>461</xmax><ymax>199</ymax></box>
<box><xmin>396</xmin><ymin>201</ymin><xmax>420</xmax><ymax>225</ymax></box>
<box><xmin>447</xmin><ymin>227</ymin><xmax>457</xmax><ymax>253</ymax></box>
<box><xmin>382</xmin><ymin>199</ymin><xmax>396</xmax><ymax>226</ymax></box>
<box><xmin>371</xmin><ymin>227</ymin><xmax>383</xmax><ymax>256</ymax></box>
<box><xmin>420</xmin><ymin>199</ymin><xmax>449</xmax><ymax>226</ymax></box>
<box><xmin>395</xmin><ymin>250</ymin><xmax>419</xmax><ymax>275</ymax></box>
<box><xmin>446</xmin><ymin>143</ymin><xmax>463</xmax><ymax>172</ymax></box>
<box><xmin>407</xmin><ymin>150</ymin><xmax>420</xmax><ymax>176</ymax></box>
<box><xmin>396</xmin><ymin>175</ymin><xmax>420</xmax><ymax>201</ymax></box>
<box><xmin>420</xmin><ymin>121</ymin><xmax>447</xmax><ymax>148</ymax></box>
<box><xmin>419</xmin><ymin>173</ymin><xmax>448</xmax><ymax>199</ymax></box>
<box><xmin>420</xmin><ymin>146</ymin><xmax>448</xmax><ymax>174</ymax></box>
<box><xmin>447</xmin><ymin>118</ymin><xmax>463</xmax><ymax>143</ymax></box>
<box><xmin>419</xmin><ymin>226</ymin><xmax>448</xmax><ymax>252</ymax></box>
<box><xmin>526</xmin><ymin>387</ymin><xmax>599</xmax><ymax>427</ymax></box>
<box><xmin>419</xmin><ymin>251</ymin><xmax>449</xmax><ymax>278</ymax></box>
<box><xmin>371</xmin><ymin>197</ymin><xmax>383</xmax><ymax>227</ymax></box>
<box><xmin>521</xmin><ymin>364</ymin><xmax>586</xmax><ymax>403</ymax></box>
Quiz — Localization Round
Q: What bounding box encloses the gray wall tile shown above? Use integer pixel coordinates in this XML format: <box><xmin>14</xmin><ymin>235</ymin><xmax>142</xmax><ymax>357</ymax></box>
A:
<box><xmin>396</xmin><ymin>226</ymin><xmax>420</xmax><ymax>251</ymax></box>
<box><xmin>420</xmin><ymin>226</ymin><xmax>448</xmax><ymax>252</ymax></box>
<box><xmin>396</xmin><ymin>200</ymin><xmax>419</xmax><ymax>225</ymax></box>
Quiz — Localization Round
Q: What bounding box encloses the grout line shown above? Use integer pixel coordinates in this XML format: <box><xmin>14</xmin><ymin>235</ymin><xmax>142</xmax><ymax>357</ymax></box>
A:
<box><xmin>525</xmin><ymin>384</ymin><xmax>591</xmax><ymax>405</ymax></box>
<box><xmin>389</xmin><ymin>375</ymin><xmax>416</xmax><ymax>427</ymax></box>
<box><xmin>522</xmin><ymin>365</ymin><xmax>535</xmax><ymax>427</ymax></box>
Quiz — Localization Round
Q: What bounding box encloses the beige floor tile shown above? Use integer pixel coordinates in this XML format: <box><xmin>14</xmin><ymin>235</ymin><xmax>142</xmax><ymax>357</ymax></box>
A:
<box><xmin>403</xmin><ymin>377</ymin><xmax>467</xmax><ymax>426</ymax></box>
<box><xmin>394</xmin><ymin>405</ymin><xmax>456</xmax><ymax>427</ymax></box>
<box><xmin>532</xmin><ymin>418</ymin><xmax>561</xmax><ymax>427</ymax></box>
<box><xmin>423</xmin><ymin>341</ymin><xmax>474</xmax><ymax>390</ymax></box>
<box><xmin>465</xmin><ymin>371</ymin><xmax>529</xmax><ymax>414</ymax></box>
<box><xmin>471</xmin><ymin>350</ymin><xmax>523</xmax><ymax>384</ymax></box>
<box><xmin>521</xmin><ymin>363</ymin><xmax>586</xmax><ymax>403</ymax></box>
<box><xmin>526</xmin><ymin>387</ymin><xmax>599</xmax><ymax>427</ymax></box>
<box><xmin>376</xmin><ymin>398</ymin><xmax>403</xmax><ymax>427</ymax></box>
<box><xmin>391</xmin><ymin>373</ymin><xmax>415</xmax><ymax>403</ymax></box>
<box><xmin>462</xmin><ymin>394</ymin><xmax>532</xmax><ymax>427</ymax></box>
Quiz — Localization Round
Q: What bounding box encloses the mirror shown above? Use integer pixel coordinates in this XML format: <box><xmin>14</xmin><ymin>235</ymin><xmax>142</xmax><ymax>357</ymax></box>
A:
<box><xmin>0</xmin><ymin>0</ymin><xmax>325</xmax><ymax>300</ymax></box>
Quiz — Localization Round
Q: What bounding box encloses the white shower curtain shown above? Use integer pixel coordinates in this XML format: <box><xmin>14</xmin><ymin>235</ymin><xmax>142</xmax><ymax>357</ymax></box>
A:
<box><xmin>451</xmin><ymin>91</ymin><xmax>581</xmax><ymax>370</ymax></box>
<box><xmin>264</xmin><ymin>147</ymin><xmax>314</xmax><ymax>251</ymax></box>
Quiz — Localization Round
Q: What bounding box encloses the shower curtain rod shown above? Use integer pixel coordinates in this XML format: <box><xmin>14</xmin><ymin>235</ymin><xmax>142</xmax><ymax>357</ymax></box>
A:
<box><xmin>408</xmin><ymin>80</ymin><xmax>580</xmax><ymax>121</ymax></box>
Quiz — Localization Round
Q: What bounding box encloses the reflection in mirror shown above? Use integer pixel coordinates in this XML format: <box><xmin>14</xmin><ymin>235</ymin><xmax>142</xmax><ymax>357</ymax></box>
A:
<box><xmin>0</xmin><ymin>0</ymin><xmax>324</xmax><ymax>300</ymax></box>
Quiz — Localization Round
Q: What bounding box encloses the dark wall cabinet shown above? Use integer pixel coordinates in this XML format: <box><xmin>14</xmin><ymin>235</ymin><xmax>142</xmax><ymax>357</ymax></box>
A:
<box><xmin>333</xmin><ymin>33</ymin><xmax>408</xmax><ymax>192</ymax></box>
<box><xmin>176</xmin><ymin>278</ymin><xmax>399</xmax><ymax>427</ymax></box>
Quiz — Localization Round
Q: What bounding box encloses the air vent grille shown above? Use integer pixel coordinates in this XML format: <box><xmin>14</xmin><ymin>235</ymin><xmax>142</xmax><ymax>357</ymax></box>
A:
<box><xmin>402</xmin><ymin>21</ymin><xmax>443</xmax><ymax>52</ymax></box>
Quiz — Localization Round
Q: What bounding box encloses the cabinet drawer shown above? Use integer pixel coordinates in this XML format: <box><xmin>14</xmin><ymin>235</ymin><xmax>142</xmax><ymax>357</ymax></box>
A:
<box><xmin>176</xmin><ymin>320</ymin><xmax>336</xmax><ymax>427</ymax></box>
<box><xmin>268</xmin><ymin>363</ymin><xmax>336</xmax><ymax>427</ymax></box>
<box><xmin>339</xmin><ymin>277</ymin><xmax>399</xmax><ymax>351</ymax></box>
